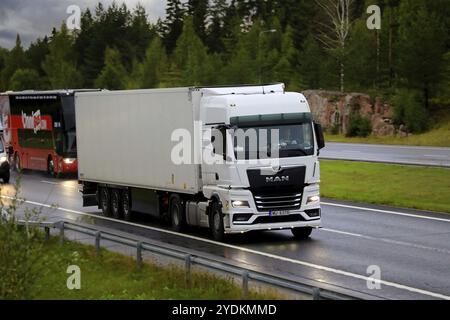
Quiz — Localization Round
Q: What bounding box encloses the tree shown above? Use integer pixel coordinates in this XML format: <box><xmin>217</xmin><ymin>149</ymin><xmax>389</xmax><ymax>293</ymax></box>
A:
<box><xmin>1</xmin><ymin>35</ymin><xmax>28</xmax><ymax>90</ymax></box>
<box><xmin>315</xmin><ymin>0</ymin><xmax>354</xmax><ymax>92</ymax></box>
<box><xmin>42</xmin><ymin>24</ymin><xmax>82</xmax><ymax>89</ymax></box>
<box><xmin>397</xmin><ymin>0</ymin><xmax>447</xmax><ymax>109</ymax></box>
<box><xmin>95</xmin><ymin>47</ymin><xmax>128</xmax><ymax>90</ymax></box>
<box><xmin>298</xmin><ymin>35</ymin><xmax>325</xmax><ymax>89</ymax></box>
<box><xmin>26</xmin><ymin>37</ymin><xmax>50</xmax><ymax>77</ymax></box>
<box><xmin>139</xmin><ymin>38</ymin><xmax>168</xmax><ymax>88</ymax></box>
<box><xmin>173</xmin><ymin>17</ymin><xmax>213</xmax><ymax>86</ymax></box>
<box><xmin>9</xmin><ymin>69</ymin><xmax>42</xmax><ymax>91</ymax></box>
<box><xmin>186</xmin><ymin>0</ymin><xmax>208</xmax><ymax>41</ymax></box>
<box><xmin>162</xmin><ymin>0</ymin><xmax>186</xmax><ymax>54</ymax></box>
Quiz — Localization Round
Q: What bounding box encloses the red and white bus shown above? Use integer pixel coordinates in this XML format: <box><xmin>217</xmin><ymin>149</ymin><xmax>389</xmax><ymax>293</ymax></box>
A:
<box><xmin>0</xmin><ymin>90</ymin><xmax>98</xmax><ymax>176</ymax></box>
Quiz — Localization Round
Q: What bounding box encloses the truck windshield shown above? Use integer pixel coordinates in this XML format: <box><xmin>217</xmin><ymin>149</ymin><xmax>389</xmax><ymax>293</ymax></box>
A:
<box><xmin>231</xmin><ymin>113</ymin><xmax>314</xmax><ymax>160</ymax></box>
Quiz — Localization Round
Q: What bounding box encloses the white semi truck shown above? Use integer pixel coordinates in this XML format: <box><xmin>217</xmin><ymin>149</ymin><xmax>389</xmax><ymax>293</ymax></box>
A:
<box><xmin>75</xmin><ymin>84</ymin><xmax>325</xmax><ymax>241</ymax></box>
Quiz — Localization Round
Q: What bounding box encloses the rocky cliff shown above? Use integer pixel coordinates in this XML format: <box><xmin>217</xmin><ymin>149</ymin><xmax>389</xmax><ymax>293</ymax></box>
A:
<box><xmin>303</xmin><ymin>90</ymin><xmax>399</xmax><ymax>136</ymax></box>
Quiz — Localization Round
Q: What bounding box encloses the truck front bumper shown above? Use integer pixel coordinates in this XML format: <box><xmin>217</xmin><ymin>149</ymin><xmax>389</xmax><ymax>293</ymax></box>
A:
<box><xmin>221</xmin><ymin>184</ymin><xmax>322</xmax><ymax>234</ymax></box>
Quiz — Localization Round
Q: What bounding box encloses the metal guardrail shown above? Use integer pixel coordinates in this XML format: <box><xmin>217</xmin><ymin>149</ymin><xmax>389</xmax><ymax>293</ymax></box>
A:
<box><xmin>16</xmin><ymin>219</ymin><xmax>380</xmax><ymax>300</ymax></box>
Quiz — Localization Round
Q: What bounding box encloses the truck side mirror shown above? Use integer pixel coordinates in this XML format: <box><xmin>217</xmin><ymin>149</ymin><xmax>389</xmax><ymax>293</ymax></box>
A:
<box><xmin>314</xmin><ymin>122</ymin><xmax>325</xmax><ymax>150</ymax></box>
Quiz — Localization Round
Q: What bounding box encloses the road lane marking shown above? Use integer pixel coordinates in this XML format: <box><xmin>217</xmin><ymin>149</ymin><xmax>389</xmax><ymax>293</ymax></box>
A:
<box><xmin>5</xmin><ymin>195</ymin><xmax>450</xmax><ymax>300</ymax></box>
<box><xmin>321</xmin><ymin>228</ymin><xmax>450</xmax><ymax>255</ymax></box>
<box><xmin>40</xmin><ymin>180</ymin><xmax>78</xmax><ymax>189</ymax></box>
<box><xmin>321</xmin><ymin>202</ymin><xmax>450</xmax><ymax>223</ymax></box>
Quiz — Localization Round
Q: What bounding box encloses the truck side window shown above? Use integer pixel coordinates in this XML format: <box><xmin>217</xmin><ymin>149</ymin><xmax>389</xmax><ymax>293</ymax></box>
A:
<box><xmin>211</xmin><ymin>128</ymin><xmax>227</xmax><ymax>160</ymax></box>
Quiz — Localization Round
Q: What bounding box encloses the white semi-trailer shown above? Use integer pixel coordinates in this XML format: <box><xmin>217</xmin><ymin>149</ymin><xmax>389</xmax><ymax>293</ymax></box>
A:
<box><xmin>75</xmin><ymin>84</ymin><xmax>325</xmax><ymax>241</ymax></box>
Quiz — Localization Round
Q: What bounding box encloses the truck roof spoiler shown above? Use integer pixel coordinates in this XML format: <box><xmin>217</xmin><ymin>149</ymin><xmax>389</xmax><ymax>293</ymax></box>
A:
<box><xmin>199</xmin><ymin>83</ymin><xmax>285</xmax><ymax>97</ymax></box>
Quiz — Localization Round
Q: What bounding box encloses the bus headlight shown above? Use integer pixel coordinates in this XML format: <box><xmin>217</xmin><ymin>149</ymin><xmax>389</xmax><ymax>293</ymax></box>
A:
<box><xmin>0</xmin><ymin>156</ymin><xmax>8</xmax><ymax>164</ymax></box>
<box><xmin>232</xmin><ymin>200</ymin><xmax>250</xmax><ymax>208</ymax></box>
<box><xmin>63</xmin><ymin>158</ymin><xmax>76</xmax><ymax>164</ymax></box>
<box><xmin>307</xmin><ymin>195</ymin><xmax>320</xmax><ymax>204</ymax></box>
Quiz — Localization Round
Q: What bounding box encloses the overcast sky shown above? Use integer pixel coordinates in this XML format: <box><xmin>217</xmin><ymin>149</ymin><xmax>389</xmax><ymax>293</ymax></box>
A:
<box><xmin>0</xmin><ymin>0</ymin><xmax>168</xmax><ymax>49</ymax></box>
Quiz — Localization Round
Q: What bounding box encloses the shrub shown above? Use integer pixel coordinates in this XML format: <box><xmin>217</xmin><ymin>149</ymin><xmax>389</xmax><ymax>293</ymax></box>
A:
<box><xmin>0</xmin><ymin>180</ymin><xmax>46</xmax><ymax>299</ymax></box>
<box><xmin>392</xmin><ymin>89</ymin><xmax>429</xmax><ymax>133</ymax></box>
<box><xmin>346</xmin><ymin>113</ymin><xmax>372</xmax><ymax>137</ymax></box>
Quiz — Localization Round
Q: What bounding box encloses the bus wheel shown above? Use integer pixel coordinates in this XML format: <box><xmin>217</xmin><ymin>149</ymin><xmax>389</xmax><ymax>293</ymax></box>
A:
<box><xmin>99</xmin><ymin>187</ymin><xmax>112</xmax><ymax>217</ymax></box>
<box><xmin>122</xmin><ymin>190</ymin><xmax>132</xmax><ymax>221</ymax></box>
<box><xmin>169</xmin><ymin>194</ymin><xmax>185</xmax><ymax>232</ymax></box>
<box><xmin>47</xmin><ymin>157</ymin><xmax>55</xmax><ymax>176</ymax></box>
<box><xmin>14</xmin><ymin>154</ymin><xmax>21</xmax><ymax>173</ymax></box>
<box><xmin>291</xmin><ymin>227</ymin><xmax>313</xmax><ymax>240</ymax></box>
<box><xmin>111</xmin><ymin>189</ymin><xmax>122</xmax><ymax>219</ymax></box>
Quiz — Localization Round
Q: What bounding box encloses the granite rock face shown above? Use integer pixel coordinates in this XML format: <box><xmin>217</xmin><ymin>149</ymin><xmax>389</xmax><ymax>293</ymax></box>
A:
<box><xmin>303</xmin><ymin>90</ymin><xmax>401</xmax><ymax>136</ymax></box>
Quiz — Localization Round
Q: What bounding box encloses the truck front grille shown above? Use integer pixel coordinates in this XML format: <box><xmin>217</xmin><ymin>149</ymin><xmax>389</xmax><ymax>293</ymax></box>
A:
<box><xmin>254</xmin><ymin>193</ymin><xmax>302</xmax><ymax>211</ymax></box>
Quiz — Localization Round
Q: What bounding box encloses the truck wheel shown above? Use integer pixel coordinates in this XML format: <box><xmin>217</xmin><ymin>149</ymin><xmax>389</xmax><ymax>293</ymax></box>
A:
<box><xmin>99</xmin><ymin>187</ymin><xmax>112</xmax><ymax>217</ymax></box>
<box><xmin>292</xmin><ymin>227</ymin><xmax>313</xmax><ymax>240</ymax></box>
<box><xmin>210</xmin><ymin>202</ymin><xmax>225</xmax><ymax>242</ymax></box>
<box><xmin>169</xmin><ymin>194</ymin><xmax>185</xmax><ymax>232</ymax></box>
<box><xmin>122</xmin><ymin>191</ymin><xmax>132</xmax><ymax>221</ymax></box>
<box><xmin>111</xmin><ymin>189</ymin><xmax>122</xmax><ymax>219</ymax></box>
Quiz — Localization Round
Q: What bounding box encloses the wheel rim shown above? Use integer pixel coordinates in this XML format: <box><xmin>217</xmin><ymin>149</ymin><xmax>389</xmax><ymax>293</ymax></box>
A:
<box><xmin>172</xmin><ymin>204</ymin><xmax>180</xmax><ymax>227</ymax></box>
<box><xmin>15</xmin><ymin>156</ymin><xmax>20</xmax><ymax>171</ymax></box>
<box><xmin>213</xmin><ymin>210</ymin><xmax>221</xmax><ymax>233</ymax></box>
<box><xmin>48</xmin><ymin>159</ymin><xmax>54</xmax><ymax>174</ymax></box>
<box><xmin>123</xmin><ymin>194</ymin><xmax>130</xmax><ymax>217</ymax></box>
<box><xmin>112</xmin><ymin>192</ymin><xmax>119</xmax><ymax>216</ymax></box>
<box><xmin>101</xmin><ymin>189</ymin><xmax>108</xmax><ymax>212</ymax></box>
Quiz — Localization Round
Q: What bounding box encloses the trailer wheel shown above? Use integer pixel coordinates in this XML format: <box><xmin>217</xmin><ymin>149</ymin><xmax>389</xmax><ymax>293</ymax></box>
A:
<box><xmin>122</xmin><ymin>191</ymin><xmax>132</xmax><ymax>221</ymax></box>
<box><xmin>99</xmin><ymin>187</ymin><xmax>112</xmax><ymax>217</ymax></box>
<box><xmin>291</xmin><ymin>227</ymin><xmax>313</xmax><ymax>240</ymax></box>
<box><xmin>169</xmin><ymin>194</ymin><xmax>185</xmax><ymax>232</ymax></box>
<box><xmin>111</xmin><ymin>189</ymin><xmax>122</xmax><ymax>219</ymax></box>
<box><xmin>210</xmin><ymin>201</ymin><xmax>225</xmax><ymax>242</ymax></box>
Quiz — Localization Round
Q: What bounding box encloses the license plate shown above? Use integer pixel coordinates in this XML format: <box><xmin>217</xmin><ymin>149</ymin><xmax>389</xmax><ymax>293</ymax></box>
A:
<box><xmin>270</xmin><ymin>210</ymin><xmax>290</xmax><ymax>216</ymax></box>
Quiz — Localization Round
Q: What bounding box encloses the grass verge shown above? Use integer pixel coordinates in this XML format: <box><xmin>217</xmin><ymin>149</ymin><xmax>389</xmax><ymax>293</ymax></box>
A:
<box><xmin>320</xmin><ymin>160</ymin><xmax>450</xmax><ymax>213</ymax></box>
<box><xmin>325</xmin><ymin>113</ymin><xmax>450</xmax><ymax>147</ymax></box>
<box><xmin>29</xmin><ymin>238</ymin><xmax>282</xmax><ymax>300</ymax></box>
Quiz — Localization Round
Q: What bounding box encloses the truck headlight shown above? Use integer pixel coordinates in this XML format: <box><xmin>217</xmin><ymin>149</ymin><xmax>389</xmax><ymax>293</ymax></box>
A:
<box><xmin>232</xmin><ymin>200</ymin><xmax>250</xmax><ymax>208</ymax></box>
<box><xmin>0</xmin><ymin>156</ymin><xmax>8</xmax><ymax>163</ymax></box>
<box><xmin>307</xmin><ymin>195</ymin><xmax>320</xmax><ymax>204</ymax></box>
<box><xmin>63</xmin><ymin>158</ymin><xmax>76</xmax><ymax>164</ymax></box>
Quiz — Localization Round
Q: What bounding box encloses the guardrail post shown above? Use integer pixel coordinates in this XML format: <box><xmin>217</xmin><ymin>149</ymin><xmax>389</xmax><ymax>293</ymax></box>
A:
<box><xmin>185</xmin><ymin>255</ymin><xmax>191</xmax><ymax>287</ymax></box>
<box><xmin>242</xmin><ymin>271</ymin><xmax>249</xmax><ymax>299</ymax></box>
<box><xmin>312</xmin><ymin>288</ymin><xmax>321</xmax><ymax>300</ymax></box>
<box><xmin>95</xmin><ymin>232</ymin><xmax>101</xmax><ymax>258</ymax></box>
<box><xmin>59</xmin><ymin>222</ymin><xmax>65</xmax><ymax>246</ymax></box>
<box><xmin>136</xmin><ymin>242</ymin><xmax>142</xmax><ymax>268</ymax></box>
<box><xmin>44</xmin><ymin>226</ymin><xmax>50</xmax><ymax>242</ymax></box>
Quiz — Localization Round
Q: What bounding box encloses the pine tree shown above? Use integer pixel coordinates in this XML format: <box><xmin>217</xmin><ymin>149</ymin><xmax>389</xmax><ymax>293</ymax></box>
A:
<box><xmin>42</xmin><ymin>24</ymin><xmax>82</xmax><ymax>89</ymax></box>
<box><xmin>397</xmin><ymin>0</ymin><xmax>447</xmax><ymax>108</ymax></box>
<box><xmin>140</xmin><ymin>38</ymin><xmax>168</xmax><ymax>88</ymax></box>
<box><xmin>173</xmin><ymin>17</ymin><xmax>212</xmax><ymax>86</ymax></box>
<box><xmin>186</xmin><ymin>0</ymin><xmax>208</xmax><ymax>41</ymax></box>
<box><xmin>1</xmin><ymin>35</ymin><xmax>28</xmax><ymax>90</ymax></box>
<box><xmin>162</xmin><ymin>0</ymin><xmax>186</xmax><ymax>54</ymax></box>
<box><xmin>95</xmin><ymin>47</ymin><xmax>128</xmax><ymax>90</ymax></box>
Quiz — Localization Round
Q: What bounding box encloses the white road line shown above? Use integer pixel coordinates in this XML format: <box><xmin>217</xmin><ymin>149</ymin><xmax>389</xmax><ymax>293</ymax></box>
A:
<box><xmin>40</xmin><ymin>180</ymin><xmax>77</xmax><ymax>189</ymax></box>
<box><xmin>5</xmin><ymin>195</ymin><xmax>450</xmax><ymax>300</ymax></box>
<box><xmin>321</xmin><ymin>202</ymin><xmax>450</xmax><ymax>223</ymax></box>
<box><xmin>321</xmin><ymin>228</ymin><xmax>450</xmax><ymax>255</ymax></box>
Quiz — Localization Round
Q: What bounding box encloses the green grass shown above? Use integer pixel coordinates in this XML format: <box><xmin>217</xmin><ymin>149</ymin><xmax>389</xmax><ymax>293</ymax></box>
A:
<box><xmin>29</xmin><ymin>239</ymin><xmax>282</xmax><ymax>300</ymax></box>
<box><xmin>320</xmin><ymin>160</ymin><xmax>450</xmax><ymax>213</ymax></box>
<box><xmin>325</xmin><ymin>112</ymin><xmax>450</xmax><ymax>147</ymax></box>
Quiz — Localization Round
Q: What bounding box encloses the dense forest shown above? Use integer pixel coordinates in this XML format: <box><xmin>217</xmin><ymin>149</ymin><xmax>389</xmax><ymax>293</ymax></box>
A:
<box><xmin>0</xmin><ymin>0</ymin><xmax>449</xmax><ymax>133</ymax></box>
